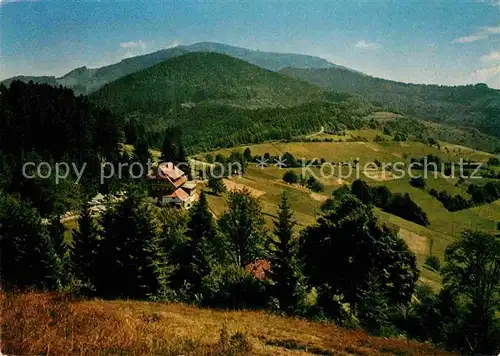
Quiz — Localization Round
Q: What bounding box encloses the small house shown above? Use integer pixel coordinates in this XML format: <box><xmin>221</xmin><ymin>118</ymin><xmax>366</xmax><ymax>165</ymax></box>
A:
<box><xmin>147</xmin><ymin>162</ymin><xmax>198</xmax><ymax>208</ymax></box>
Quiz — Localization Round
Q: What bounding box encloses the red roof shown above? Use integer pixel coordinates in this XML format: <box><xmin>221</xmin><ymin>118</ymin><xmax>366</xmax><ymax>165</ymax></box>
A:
<box><xmin>157</xmin><ymin>163</ymin><xmax>185</xmax><ymax>180</ymax></box>
<box><xmin>148</xmin><ymin>163</ymin><xmax>188</xmax><ymax>188</ymax></box>
<box><xmin>165</xmin><ymin>188</ymin><xmax>189</xmax><ymax>202</ymax></box>
<box><xmin>245</xmin><ymin>259</ymin><xmax>271</xmax><ymax>280</ymax></box>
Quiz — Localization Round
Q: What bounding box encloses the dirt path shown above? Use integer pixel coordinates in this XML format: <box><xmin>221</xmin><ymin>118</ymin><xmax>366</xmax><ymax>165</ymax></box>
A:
<box><xmin>305</xmin><ymin>126</ymin><xmax>324</xmax><ymax>138</ymax></box>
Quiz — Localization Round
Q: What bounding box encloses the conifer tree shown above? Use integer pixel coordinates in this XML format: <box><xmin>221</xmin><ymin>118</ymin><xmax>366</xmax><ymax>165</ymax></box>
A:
<box><xmin>71</xmin><ymin>203</ymin><xmax>99</xmax><ymax>289</ymax></box>
<box><xmin>44</xmin><ymin>217</ymin><xmax>71</xmax><ymax>290</ymax></box>
<box><xmin>0</xmin><ymin>192</ymin><xmax>51</xmax><ymax>289</ymax></box>
<box><xmin>184</xmin><ymin>191</ymin><xmax>219</xmax><ymax>291</ymax></box>
<box><xmin>269</xmin><ymin>192</ymin><xmax>305</xmax><ymax>312</ymax></box>
<box><xmin>95</xmin><ymin>192</ymin><xmax>172</xmax><ymax>299</ymax></box>
<box><xmin>134</xmin><ymin>138</ymin><xmax>151</xmax><ymax>165</ymax></box>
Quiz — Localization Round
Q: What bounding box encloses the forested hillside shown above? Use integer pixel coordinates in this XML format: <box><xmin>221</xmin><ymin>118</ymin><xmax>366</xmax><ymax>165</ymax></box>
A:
<box><xmin>281</xmin><ymin>67</ymin><xmax>500</xmax><ymax>139</ymax></box>
<box><xmin>90</xmin><ymin>52</ymin><xmax>334</xmax><ymax>112</ymax></box>
<box><xmin>126</xmin><ymin>100</ymin><xmax>376</xmax><ymax>152</ymax></box>
<box><xmin>0</xmin><ymin>81</ymin><xmax>122</xmax><ymax>215</ymax></box>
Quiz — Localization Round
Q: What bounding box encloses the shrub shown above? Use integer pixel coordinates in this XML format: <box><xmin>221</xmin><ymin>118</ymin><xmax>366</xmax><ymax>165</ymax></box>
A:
<box><xmin>410</xmin><ymin>177</ymin><xmax>426</xmax><ymax>189</ymax></box>
<box><xmin>386</xmin><ymin>193</ymin><xmax>430</xmax><ymax>226</ymax></box>
<box><xmin>424</xmin><ymin>255</ymin><xmax>441</xmax><ymax>271</ymax></box>
<box><xmin>488</xmin><ymin>157</ymin><xmax>500</xmax><ymax>166</ymax></box>
<box><xmin>282</xmin><ymin>170</ymin><xmax>299</xmax><ymax>184</ymax></box>
<box><xmin>427</xmin><ymin>137</ymin><xmax>437</xmax><ymax>145</ymax></box>
<box><xmin>333</xmin><ymin>185</ymin><xmax>351</xmax><ymax>200</ymax></box>
<box><xmin>306</xmin><ymin>176</ymin><xmax>324</xmax><ymax>192</ymax></box>
<box><xmin>201</xmin><ymin>263</ymin><xmax>268</xmax><ymax>309</ymax></box>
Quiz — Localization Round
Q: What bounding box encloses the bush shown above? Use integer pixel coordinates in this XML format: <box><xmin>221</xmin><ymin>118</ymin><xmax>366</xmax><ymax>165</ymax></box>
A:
<box><xmin>201</xmin><ymin>263</ymin><xmax>268</xmax><ymax>309</ymax></box>
<box><xmin>410</xmin><ymin>177</ymin><xmax>426</xmax><ymax>189</ymax></box>
<box><xmin>488</xmin><ymin>157</ymin><xmax>500</xmax><ymax>166</ymax></box>
<box><xmin>386</xmin><ymin>193</ymin><xmax>430</xmax><ymax>226</ymax></box>
<box><xmin>216</xmin><ymin>325</ymin><xmax>252</xmax><ymax>356</ymax></box>
<box><xmin>333</xmin><ymin>185</ymin><xmax>351</xmax><ymax>200</ymax></box>
<box><xmin>424</xmin><ymin>255</ymin><xmax>441</xmax><ymax>271</ymax></box>
<box><xmin>282</xmin><ymin>170</ymin><xmax>299</xmax><ymax>184</ymax></box>
<box><xmin>427</xmin><ymin>137</ymin><xmax>437</xmax><ymax>145</ymax></box>
<box><xmin>306</xmin><ymin>176</ymin><xmax>324</xmax><ymax>192</ymax></box>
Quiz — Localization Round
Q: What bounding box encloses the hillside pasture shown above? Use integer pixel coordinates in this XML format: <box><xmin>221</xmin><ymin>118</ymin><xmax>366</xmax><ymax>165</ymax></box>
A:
<box><xmin>202</xmin><ymin>136</ymin><xmax>500</xmax><ymax>288</ymax></box>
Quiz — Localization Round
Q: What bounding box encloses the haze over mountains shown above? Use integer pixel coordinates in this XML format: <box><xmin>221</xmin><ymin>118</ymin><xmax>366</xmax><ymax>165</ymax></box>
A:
<box><xmin>1</xmin><ymin>42</ymin><xmax>342</xmax><ymax>95</ymax></box>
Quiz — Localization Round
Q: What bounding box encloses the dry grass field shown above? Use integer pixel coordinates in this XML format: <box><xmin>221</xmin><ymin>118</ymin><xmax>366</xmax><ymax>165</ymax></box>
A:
<box><xmin>1</xmin><ymin>292</ymin><xmax>455</xmax><ymax>356</ymax></box>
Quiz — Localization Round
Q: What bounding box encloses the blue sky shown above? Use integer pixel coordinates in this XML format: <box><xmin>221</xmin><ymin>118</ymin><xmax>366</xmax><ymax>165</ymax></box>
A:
<box><xmin>1</xmin><ymin>0</ymin><xmax>499</xmax><ymax>88</ymax></box>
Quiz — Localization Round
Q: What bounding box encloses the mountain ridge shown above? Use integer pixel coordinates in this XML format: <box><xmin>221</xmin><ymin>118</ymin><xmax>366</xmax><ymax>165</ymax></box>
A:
<box><xmin>89</xmin><ymin>51</ymin><xmax>333</xmax><ymax>112</ymax></box>
<box><xmin>1</xmin><ymin>42</ymin><xmax>344</xmax><ymax>95</ymax></box>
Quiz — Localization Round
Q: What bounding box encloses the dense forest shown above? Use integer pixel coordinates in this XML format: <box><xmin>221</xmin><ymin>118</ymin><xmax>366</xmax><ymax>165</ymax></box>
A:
<box><xmin>125</xmin><ymin>100</ymin><xmax>376</xmax><ymax>153</ymax></box>
<box><xmin>0</xmin><ymin>81</ymin><xmax>123</xmax><ymax>216</ymax></box>
<box><xmin>281</xmin><ymin>67</ymin><xmax>500</xmax><ymax>140</ymax></box>
<box><xmin>90</xmin><ymin>52</ymin><xmax>332</xmax><ymax>112</ymax></box>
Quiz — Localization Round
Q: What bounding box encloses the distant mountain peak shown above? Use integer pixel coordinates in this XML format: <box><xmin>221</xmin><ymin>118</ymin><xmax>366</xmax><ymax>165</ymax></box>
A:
<box><xmin>2</xmin><ymin>42</ymin><xmax>351</xmax><ymax>94</ymax></box>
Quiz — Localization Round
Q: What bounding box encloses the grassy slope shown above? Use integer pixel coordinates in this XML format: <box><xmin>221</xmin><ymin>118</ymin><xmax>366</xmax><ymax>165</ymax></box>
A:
<box><xmin>203</xmin><ymin>129</ymin><xmax>499</xmax><ymax>287</ymax></box>
<box><xmin>2</xmin><ymin>292</ymin><xmax>454</xmax><ymax>355</ymax></box>
<box><xmin>90</xmin><ymin>52</ymin><xmax>328</xmax><ymax>113</ymax></box>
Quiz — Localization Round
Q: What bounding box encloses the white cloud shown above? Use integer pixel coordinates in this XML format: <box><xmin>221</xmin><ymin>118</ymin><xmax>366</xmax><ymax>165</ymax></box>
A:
<box><xmin>452</xmin><ymin>34</ymin><xmax>488</xmax><ymax>43</ymax></box>
<box><xmin>484</xmin><ymin>26</ymin><xmax>500</xmax><ymax>34</ymax></box>
<box><xmin>473</xmin><ymin>65</ymin><xmax>500</xmax><ymax>82</ymax></box>
<box><xmin>119</xmin><ymin>40</ymin><xmax>147</xmax><ymax>51</ymax></box>
<box><xmin>480</xmin><ymin>51</ymin><xmax>500</xmax><ymax>62</ymax></box>
<box><xmin>477</xmin><ymin>0</ymin><xmax>500</xmax><ymax>7</ymax></box>
<box><xmin>355</xmin><ymin>40</ymin><xmax>380</xmax><ymax>50</ymax></box>
<box><xmin>452</xmin><ymin>25</ymin><xmax>500</xmax><ymax>44</ymax></box>
<box><xmin>165</xmin><ymin>40</ymin><xmax>181</xmax><ymax>48</ymax></box>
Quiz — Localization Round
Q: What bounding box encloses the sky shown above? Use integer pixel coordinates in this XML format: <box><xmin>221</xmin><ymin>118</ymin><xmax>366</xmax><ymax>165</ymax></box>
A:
<box><xmin>0</xmin><ymin>0</ymin><xmax>499</xmax><ymax>88</ymax></box>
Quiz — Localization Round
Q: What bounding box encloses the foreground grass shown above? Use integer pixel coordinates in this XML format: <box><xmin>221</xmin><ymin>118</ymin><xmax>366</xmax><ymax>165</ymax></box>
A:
<box><xmin>1</xmin><ymin>292</ymin><xmax>454</xmax><ymax>355</ymax></box>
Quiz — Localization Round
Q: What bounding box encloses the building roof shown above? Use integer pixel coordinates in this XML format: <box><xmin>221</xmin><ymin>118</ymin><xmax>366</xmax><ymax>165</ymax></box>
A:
<box><xmin>182</xmin><ymin>181</ymin><xmax>197</xmax><ymax>190</ymax></box>
<box><xmin>157</xmin><ymin>163</ymin><xmax>185</xmax><ymax>180</ymax></box>
<box><xmin>165</xmin><ymin>188</ymin><xmax>190</xmax><ymax>202</ymax></box>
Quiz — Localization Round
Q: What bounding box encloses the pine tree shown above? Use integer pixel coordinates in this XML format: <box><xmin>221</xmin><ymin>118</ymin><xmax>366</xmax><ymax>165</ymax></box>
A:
<box><xmin>134</xmin><ymin>138</ymin><xmax>151</xmax><ymax>164</ymax></box>
<box><xmin>43</xmin><ymin>217</ymin><xmax>72</xmax><ymax>290</ymax></box>
<box><xmin>95</xmin><ymin>192</ymin><xmax>172</xmax><ymax>299</ymax></box>
<box><xmin>185</xmin><ymin>191</ymin><xmax>219</xmax><ymax>292</ymax></box>
<box><xmin>243</xmin><ymin>147</ymin><xmax>252</xmax><ymax>162</ymax></box>
<box><xmin>71</xmin><ymin>203</ymin><xmax>99</xmax><ymax>290</ymax></box>
<box><xmin>0</xmin><ymin>192</ymin><xmax>52</xmax><ymax>289</ymax></box>
<box><xmin>269</xmin><ymin>192</ymin><xmax>305</xmax><ymax>313</ymax></box>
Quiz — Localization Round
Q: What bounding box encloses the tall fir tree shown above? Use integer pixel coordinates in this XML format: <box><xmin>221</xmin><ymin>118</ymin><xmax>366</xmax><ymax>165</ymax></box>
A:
<box><xmin>185</xmin><ymin>191</ymin><xmax>220</xmax><ymax>290</ymax></box>
<box><xmin>0</xmin><ymin>192</ymin><xmax>52</xmax><ymax>289</ymax></box>
<box><xmin>71</xmin><ymin>202</ymin><xmax>99</xmax><ymax>290</ymax></box>
<box><xmin>95</xmin><ymin>192</ymin><xmax>172</xmax><ymax>299</ymax></box>
<box><xmin>269</xmin><ymin>192</ymin><xmax>305</xmax><ymax>313</ymax></box>
<box><xmin>44</xmin><ymin>217</ymin><xmax>72</xmax><ymax>290</ymax></box>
